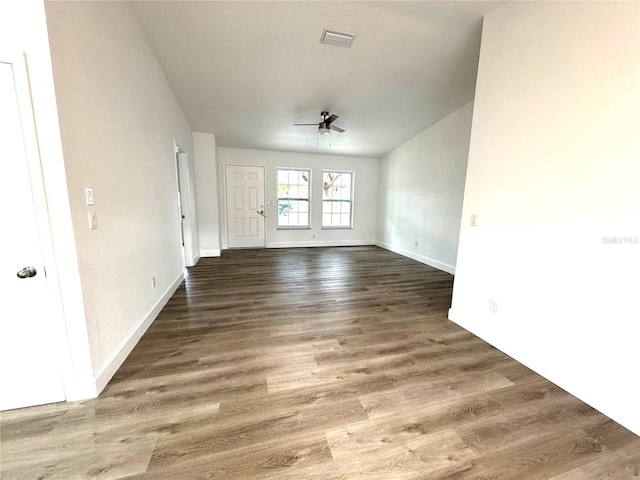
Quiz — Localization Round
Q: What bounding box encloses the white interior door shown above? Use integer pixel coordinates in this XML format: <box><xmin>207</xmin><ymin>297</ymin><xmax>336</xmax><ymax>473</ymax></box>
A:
<box><xmin>175</xmin><ymin>150</ymin><xmax>187</xmax><ymax>266</ymax></box>
<box><xmin>0</xmin><ymin>57</ymin><xmax>65</xmax><ymax>410</ymax></box>
<box><xmin>225</xmin><ymin>165</ymin><xmax>265</xmax><ymax>248</ymax></box>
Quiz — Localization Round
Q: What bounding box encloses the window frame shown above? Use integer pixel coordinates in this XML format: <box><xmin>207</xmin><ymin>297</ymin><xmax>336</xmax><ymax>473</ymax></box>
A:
<box><xmin>321</xmin><ymin>170</ymin><xmax>355</xmax><ymax>230</ymax></box>
<box><xmin>276</xmin><ymin>167</ymin><xmax>311</xmax><ymax>229</ymax></box>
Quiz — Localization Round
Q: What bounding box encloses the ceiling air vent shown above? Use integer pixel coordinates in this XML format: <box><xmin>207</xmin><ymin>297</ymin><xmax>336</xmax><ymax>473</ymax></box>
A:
<box><xmin>320</xmin><ymin>29</ymin><xmax>356</xmax><ymax>48</ymax></box>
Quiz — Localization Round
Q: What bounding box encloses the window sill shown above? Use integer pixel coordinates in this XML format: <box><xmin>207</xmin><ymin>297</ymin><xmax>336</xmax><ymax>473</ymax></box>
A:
<box><xmin>277</xmin><ymin>227</ymin><xmax>311</xmax><ymax>230</ymax></box>
<box><xmin>321</xmin><ymin>227</ymin><xmax>353</xmax><ymax>230</ymax></box>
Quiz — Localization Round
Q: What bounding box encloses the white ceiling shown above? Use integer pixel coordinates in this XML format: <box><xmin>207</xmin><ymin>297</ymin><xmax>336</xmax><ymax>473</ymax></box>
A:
<box><xmin>129</xmin><ymin>1</ymin><xmax>505</xmax><ymax>158</ymax></box>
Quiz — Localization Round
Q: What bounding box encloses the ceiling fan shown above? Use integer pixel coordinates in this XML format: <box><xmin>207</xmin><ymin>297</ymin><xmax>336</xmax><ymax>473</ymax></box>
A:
<box><xmin>294</xmin><ymin>111</ymin><xmax>345</xmax><ymax>135</ymax></box>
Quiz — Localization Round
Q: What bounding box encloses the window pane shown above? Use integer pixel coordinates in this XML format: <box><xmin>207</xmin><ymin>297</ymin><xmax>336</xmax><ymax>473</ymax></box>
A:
<box><xmin>278</xmin><ymin>200</ymin><xmax>291</xmax><ymax>214</ymax></box>
<box><xmin>322</xmin><ymin>171</ymin><xmax>353</xmax><ymax>228</ymax></box>
<box><xmin>277</xmin><ymin>168</ymin><xmax>310</xmax><ymax>227</ymax></box>
<box><xmin>286</xmin><ymin>200</ymin><xmax>308</xmax><ymax>227</ymax></box>
<box><xmin>322</xmin><ymin>173</ymin><xmax>332</xmax><ymax>199</ymax></box>
<box><xmin>278</xmin><ymin>200</ymin><xmax>292</xmax><ymax>226</ymax></box>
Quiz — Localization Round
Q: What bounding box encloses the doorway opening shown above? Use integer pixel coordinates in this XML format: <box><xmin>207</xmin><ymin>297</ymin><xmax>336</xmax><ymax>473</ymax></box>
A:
<box><xmin>175</xmin><ymin>145</ymin><xmax>192</xmax><ymax>267</ymax></box>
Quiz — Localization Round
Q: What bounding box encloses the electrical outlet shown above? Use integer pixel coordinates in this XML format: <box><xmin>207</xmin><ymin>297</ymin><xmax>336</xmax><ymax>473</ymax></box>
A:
<box><xmin>414</xmin><ymin>240</ymin><xmax>419</xmax><ymax>246</ymax></box>
<box><xmin>151</xmin><ymin>276</ymin><xmax>156</xmax><ymax>288</ymax></box>
<box><xmin>489</xmin><ymin>299</ymin><xmax>498</xmax><ymax>313</ymax></box>
<box><xmin>312</xmin><ymin>234</ymin><xmax>316</xmax><ymax>239</ymax></box>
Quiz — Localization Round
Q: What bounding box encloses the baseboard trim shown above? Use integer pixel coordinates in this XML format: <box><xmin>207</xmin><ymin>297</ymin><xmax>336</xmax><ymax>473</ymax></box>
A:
<box><xmin>185</xmin><ymin>255</ymin><xmax>199</xmax><ymax>268</ymax></box>
<box><xmin>447</xmin><ymin>307</ymin><xmax>476</xmax><ymax>328</ymax></box>
<box><xmin>94</xmin><ymin>272</ymin><xmax>184</xmax><ymax>394</ymax></box>
<box><xmin>376</xmin><ymin>241</ymin><xmax>456</xmax><ymax>274</ymax></box>
<box><xmin>448</xmin><ymin>307</ymin><xmax>470</xmax><ymax>329</ymax></box>
<box><xmin>267</xmin><ymin>240</ymin><xmax>375</xmax><ymax>248</ymax></box>
<box><xmin>449</xmin><ymin>306</ymin><xmax>640</xmax><ymax>437</ymax></box>
<box><xmin>200</xmin><ymin>249</ymin><xmax>221</xmax><ymax>257</ymax></box>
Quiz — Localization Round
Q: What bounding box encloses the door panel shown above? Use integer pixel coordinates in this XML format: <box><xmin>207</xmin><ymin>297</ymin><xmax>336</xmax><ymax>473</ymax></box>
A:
<box><xmin>225</xmin><ymin>165</ymin><xmax>265</xmax><ymax>248</ymax></box>
<box><xmin>175</xmin><ymin>151</ymin><xmax>193</xmax><ymax>266</ymax></box>
<box><xmin>234</xmin><ymin>217</ymin><xmax>244</xmax><ymax>236</ymax></box>
<box><xmin>233</xmin><ymin>186</ymin><xmax>243</xmax><ymax>210</ymax></box>
<box><xmin>0</xmin><ymin>59</ymin><xmax>65</xmax><ymax>410</ymax></box>
<box><xmin>249</xmin><ymin>217</ymin><xmax>258</xmax><ymax>237</ymax></box>
<box><xmin>248</xmin><ymin>187</ymin><xmax>258</xmax><ymax>210</ymax></box>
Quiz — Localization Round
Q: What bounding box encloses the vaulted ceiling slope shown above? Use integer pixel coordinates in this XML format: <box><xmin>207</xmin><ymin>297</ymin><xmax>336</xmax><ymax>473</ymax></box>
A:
<box><xmin>129</xmin><ymin>1</ymin><xmax>505</xmax><ymax>158</ymax></box>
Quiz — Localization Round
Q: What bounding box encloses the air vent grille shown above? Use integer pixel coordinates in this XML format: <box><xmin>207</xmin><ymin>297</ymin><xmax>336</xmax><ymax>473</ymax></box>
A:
<box><xmin>320</xmin><ymin>29</ymin><xmax>356</xmax><ymax>48</ymax></box>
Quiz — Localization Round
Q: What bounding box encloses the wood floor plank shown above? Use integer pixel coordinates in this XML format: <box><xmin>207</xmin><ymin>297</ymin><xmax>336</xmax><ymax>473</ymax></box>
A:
<box><xmin>1</xmin><ymin>246</ymin><xmax>636</xmax><ymax>479</ymax></box>
<box><xmin>124</xmin><ymin>431</ymin><xmax>333</xmax><ymax>479</ymax></box>
<box><xmin>548</xmin><ymin>440</ymin><xmax>640</xmax><ymax>480</ymax></box>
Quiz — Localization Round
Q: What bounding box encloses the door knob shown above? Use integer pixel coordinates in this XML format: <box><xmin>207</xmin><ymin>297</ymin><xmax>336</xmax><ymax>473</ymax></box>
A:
<box><xmin>256</xmin><ymin>210</ymin><xmax>266</xmax><ymax>218</ymax></box>
<box><xmin>16</xmin><ymin>266</ymin><xmax>37</xmax><ymax>279</ymax></box>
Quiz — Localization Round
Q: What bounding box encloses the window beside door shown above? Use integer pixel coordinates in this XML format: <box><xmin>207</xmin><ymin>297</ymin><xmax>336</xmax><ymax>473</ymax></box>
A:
<box><xmin>277</xmin><ymin>168</ymin><xmax>310</xmax><ymax>228</ymax></box>
<box><xmin>322</xmin><ymin>171</ymin><xmax>354</xmax><ymax>229</ymax></box>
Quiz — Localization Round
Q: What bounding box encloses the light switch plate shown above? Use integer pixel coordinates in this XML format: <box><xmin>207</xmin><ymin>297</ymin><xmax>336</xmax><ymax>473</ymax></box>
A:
<box><xmin>88</xmin><ymin>212</ymin><xmax>97</xmax><ymax>230</ymax></box>
<box><xmin>470</xmin><ymin>214</ymin><xmax>478</xmax><ymax>226</ymax></box>
<box><xmin>489</xmin><ymin>299</ymin><xmax>498</xmax><ymax>313</ymax></box>
<box><xmin>85</xmin><ymin>187</ymin><xmax>95</xmax><ymax>206</ymax></box>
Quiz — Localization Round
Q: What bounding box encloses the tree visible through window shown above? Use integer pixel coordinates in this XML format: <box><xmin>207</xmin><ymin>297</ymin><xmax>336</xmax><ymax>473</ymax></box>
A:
<box><xmin>277</xmin><ymin>168</ymin><xmax>310</xmax><ymax>228</ymax></box>
<box><xmin>322</xmin><ymin>171</ymin><xmax>353</xmax><ymax>228</ymax></box>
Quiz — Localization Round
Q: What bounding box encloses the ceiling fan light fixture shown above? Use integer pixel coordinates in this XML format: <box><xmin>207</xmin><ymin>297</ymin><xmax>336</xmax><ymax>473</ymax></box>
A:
<box><xmin>294</xmin><ymin>111</ymin><xmax>344</xmax><ymax>143</ymax></box>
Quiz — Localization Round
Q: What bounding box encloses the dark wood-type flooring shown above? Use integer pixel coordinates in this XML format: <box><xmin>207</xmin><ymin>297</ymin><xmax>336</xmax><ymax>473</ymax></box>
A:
<box><xmin>1</xmin><ymin>246</ymin><xmax>638</xmax><ymax>479</ymax></box>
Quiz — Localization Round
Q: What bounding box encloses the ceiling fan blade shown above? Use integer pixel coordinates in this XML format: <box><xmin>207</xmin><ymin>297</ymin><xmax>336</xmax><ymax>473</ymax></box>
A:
<box><xmin>293</xmin><ymin>123</ymin><xmax>320</xmax><ymax>126</ymax></box>
<box><xmin>325</xmin><ymin>114</ymin><xmax>339</xmax><ymax>125</ymax></box>
<box><xmin>330</xmin><ymin>125</ymin><xmax>345</xmax><ymax>133</ymax></box>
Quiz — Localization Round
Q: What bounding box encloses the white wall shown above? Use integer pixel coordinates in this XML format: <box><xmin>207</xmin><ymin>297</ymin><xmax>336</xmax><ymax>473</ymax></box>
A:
<box><xmin>450</xmin><ymin>2</ymin><xmax>640</xmax><ymax>435</ymax></box>
<box><xmin>377</xmin><ymin>103</ymin><xmax>472</xmax><ymax>274</ymax></box>
<box><xmin>0</xmin><ymin>0</ymin><xmax>95</xmax><ymax>400</ymax></box>
<box><xmin>46</xmin><ymin>2</ymin><xmax>196</xmax><ymax>391</ymax></box>
<box><xmin>218</xmin><ymin>147</ymin><xmax>379</xmax><ymax>248</ymax></box>
<box><xmin>194</xmin><ymin>132</ymin><xmax>221</xmax><ymax>257</ymax></box>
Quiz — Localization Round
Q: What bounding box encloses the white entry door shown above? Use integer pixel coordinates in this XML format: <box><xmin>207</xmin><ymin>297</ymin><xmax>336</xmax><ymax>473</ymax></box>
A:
<box><xmin>225</xmin><ymin>165</ymin><xmax>266</xmax><ymax>248</ymax></box>
<box><xmin>0</xmin><ymin>57</ymin><xmax>65</xmax><ymax>410</ymax></box>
